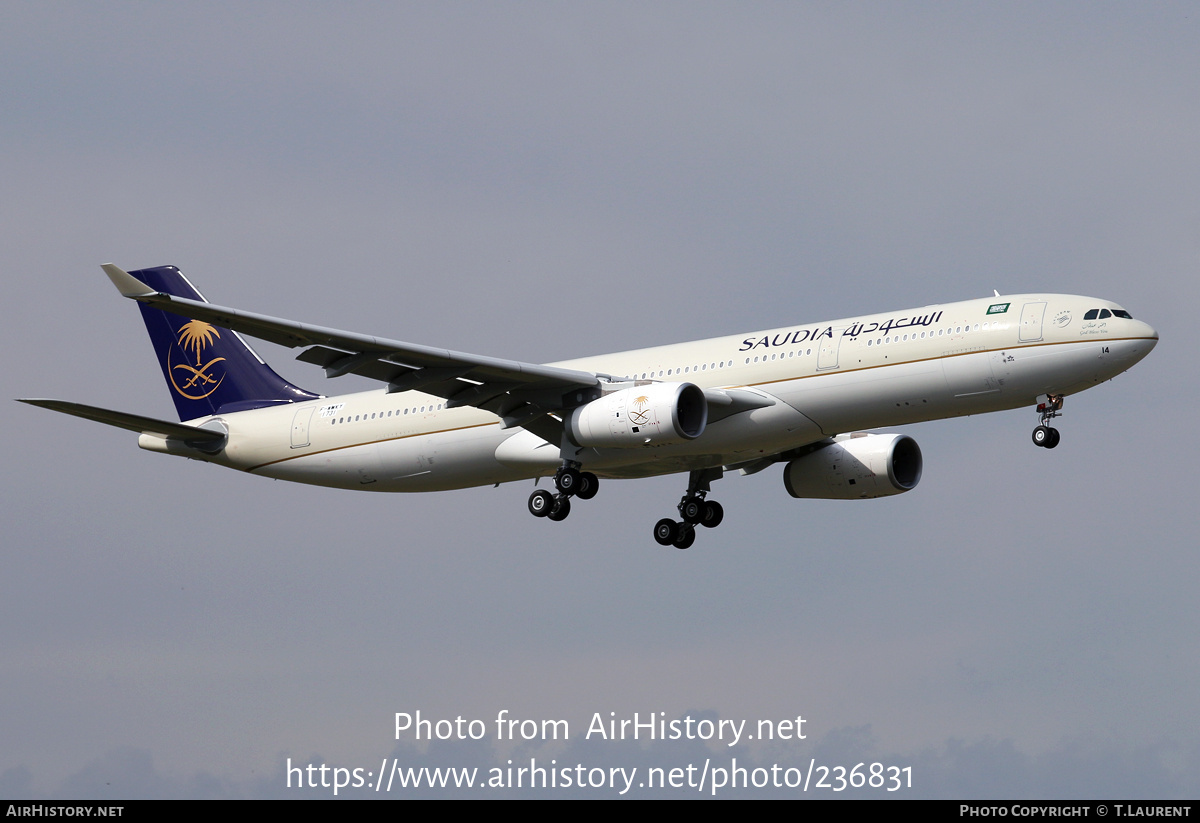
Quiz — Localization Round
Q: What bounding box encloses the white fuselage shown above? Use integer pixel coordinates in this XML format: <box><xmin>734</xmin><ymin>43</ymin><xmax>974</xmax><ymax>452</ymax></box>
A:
<box><xmin>141</xmin><ymin>293</ymin><xmax>1157</xmax><ymax>492</ymax></box>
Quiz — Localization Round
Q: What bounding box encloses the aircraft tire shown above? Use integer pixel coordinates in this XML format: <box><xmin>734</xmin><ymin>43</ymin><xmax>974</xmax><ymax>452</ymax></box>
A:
<box><xmin>555</xmin><ymin>467</ymin><xmax>581</xmax><ymax>495</ymax></box>
<box><xmin>654</xmin><ymin>518</ymin><xmax>679</xmax><ymax>546</ymax></box>
<box><xmin>680</xmin><ymin>497</ymin><xmax>705</xmax><ymax>524</ymax></box>
<box><xmin>576</xmin><ymin>472</ymin><xmax>599</xmax><ymax>500</ymax></box>
<box><xmin>1044</xmin><ymin>428</ymin><xmax>1061</xmax><ymax>449</ymax></box>
<box><xmin>528</xmin><ymin>489</ymin><xmax>554</xmax><ymax>517</ymax></box>
<box><xmin>1032</xmin><ymin>425</ymin><xmax>1050</xmax><ymax>447</ymax></box>
<box><xmin>701</xmin><ymin>500</ymin><xmax>724</xmax><ymax>528</ymax></box>
<box><xmin>674</xmin><ymin>526</ymin><xmax>696</xmax><ymax>550</ymax></box>
<box><xmin>547</xmin><ymin>496</ymin><xmax>571</xmax><ymax>521</ymax></box>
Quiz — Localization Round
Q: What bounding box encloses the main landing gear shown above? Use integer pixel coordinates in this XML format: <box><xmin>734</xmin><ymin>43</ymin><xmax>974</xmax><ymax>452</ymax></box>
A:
<box><xmin>528</xmin><ymin>462</ymin><xmax>729</xmax><ymax>550</ymax></box>
<box><xmin>1032</xmin><ymin>394</ymin><xmax>1063</xmax><ymax>449</ymax></box>
<box><xmin>527</xmin><ymin>462</ymin><xmax>598</xmax><ymax>523</ymax></box>
<box><xmin>653</xmin><ymin>468</ymin><xmax>725</xmax><ymax>550</ymax></box>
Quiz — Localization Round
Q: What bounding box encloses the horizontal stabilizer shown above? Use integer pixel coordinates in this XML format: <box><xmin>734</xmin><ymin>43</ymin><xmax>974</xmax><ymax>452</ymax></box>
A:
<box><xmin>17</xmin><ymin>399</ymin><xmax>227</xmax><ymax>446</ymax></box>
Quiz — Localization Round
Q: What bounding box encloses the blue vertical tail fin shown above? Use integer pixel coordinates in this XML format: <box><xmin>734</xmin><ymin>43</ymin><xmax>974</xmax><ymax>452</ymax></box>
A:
<box><xmin>129</xmin><ymin>266</ymin><xmax>320</xmax><ymax>421</ymax></box>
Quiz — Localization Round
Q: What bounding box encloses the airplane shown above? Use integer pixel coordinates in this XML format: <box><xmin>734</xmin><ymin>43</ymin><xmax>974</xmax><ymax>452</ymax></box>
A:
<box><xmin>19</xmin><ymin>265</ymin><xmax>1158</xmax><ymax>549</ymax></box>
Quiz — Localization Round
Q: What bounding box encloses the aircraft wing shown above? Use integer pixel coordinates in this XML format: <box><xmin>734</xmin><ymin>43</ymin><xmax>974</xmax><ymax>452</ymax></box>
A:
<box><xmin>103</xmin><ymin>265</ymin><xmax>600</xmax><ymax>434</ymax></box>
<box><xmin>16</xmin><ymin>398</ymin><xmax>228</xmax><ymax>446</ymax></box>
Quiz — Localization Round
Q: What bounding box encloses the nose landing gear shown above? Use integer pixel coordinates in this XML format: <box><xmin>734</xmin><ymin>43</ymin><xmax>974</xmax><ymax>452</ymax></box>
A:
<box><xmin>1032</xmin><ymin>394</ymin><xmax>1063</xmax><ymax>449</ymax></box>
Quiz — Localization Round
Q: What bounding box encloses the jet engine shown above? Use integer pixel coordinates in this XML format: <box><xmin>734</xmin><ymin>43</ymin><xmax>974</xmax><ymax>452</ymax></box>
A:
<box><xmin>566</xmin><ymin>383</ymin><xmax>707</xmax><ymax>448</ymax></box>
<box><xmin>783</xmin><ymin>433</ymin><xmax>922</xmax><ymax>499</ymax></box>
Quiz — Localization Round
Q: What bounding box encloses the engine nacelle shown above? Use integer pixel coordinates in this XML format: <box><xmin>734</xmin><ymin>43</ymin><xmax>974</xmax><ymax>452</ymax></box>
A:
<box><xmin>783</xmin><ymin>433</ymin><xmax>922</xmax><ymax>500</ymax></box>
<box><xmin>566</xmin><ymin>383</ymin><xmax>707</xmax><ymax>448</ymax></box>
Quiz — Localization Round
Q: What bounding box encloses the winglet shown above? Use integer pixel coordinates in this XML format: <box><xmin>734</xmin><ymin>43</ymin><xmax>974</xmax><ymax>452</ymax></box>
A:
<box><xmin>102</xmin><ymin>263</ymin><xmax>158</xmax><ymax>298</ymax></box>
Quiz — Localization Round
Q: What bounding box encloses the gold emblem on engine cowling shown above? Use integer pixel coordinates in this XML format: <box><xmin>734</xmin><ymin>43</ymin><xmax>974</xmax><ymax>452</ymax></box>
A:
<box><xmin>168</xmin><ymin>320</ymin><xmax>226</xmax><ymax>399</ymax></box>
<box><xmin>628</xmin><ymin>394</ymin><xmax>652</xmax><ymax>426</ymax></box>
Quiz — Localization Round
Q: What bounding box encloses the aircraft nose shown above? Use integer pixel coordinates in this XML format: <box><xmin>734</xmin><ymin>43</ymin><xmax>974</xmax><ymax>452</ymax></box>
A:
<box><xmin>1122</xmin><ymin>319</ymin><xmax>1159</xmax><ymax>365</ymax></box>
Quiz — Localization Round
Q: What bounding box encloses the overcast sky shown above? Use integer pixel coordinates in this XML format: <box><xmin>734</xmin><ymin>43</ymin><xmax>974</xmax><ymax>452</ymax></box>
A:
<box><xmin>2</xmin><ymin>2</ymin><xmax>1197</xmax><ymax>798</ymax></box>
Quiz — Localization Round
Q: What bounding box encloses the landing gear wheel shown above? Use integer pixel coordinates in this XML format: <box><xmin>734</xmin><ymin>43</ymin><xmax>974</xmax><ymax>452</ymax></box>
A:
<box><xmin>655</xmin><ymin>467</ymin><xmax>724</xmax><ymax>547</ymax></box>
<box><xmin>575</xmin><ymin>472</ymin><xmax>599</xmax><ymax>500</ymax></box>
<box><xmin>1032</xmin><ymin>395</ymin><xmax>1065</xmax><ymax>449</ymax></box>
<box><xmin>673</xmin><ymin>526</ymin><xmax>696</xmax><ymax>550</ymax></box>
<box><xmin>555</xmin><ymin>467</ymin><xmax>582</xmax><ymax>496</ymax></box>
<box><xmin>528</xmin><ymin>489</ymin><xmax>554</xmax><ymax>517</ymax></box>
<box><xmin>653</xmin><ymin>518</ymin><xmax>679</xmax><ymax>546</ymax></box>
<box><xmin>700</xmin><ymin>500</ymin><xmax>724</xmax><ymax>528</ymax></box>
<box><xmin>680</xmin><ymin>497</ymin><xmax>705</xmax><ymax>524</ymax></box>
<box><xmin>547</xmin><ymin>495</ymin><xmax>571</xmax><ymax>521</ymax></box>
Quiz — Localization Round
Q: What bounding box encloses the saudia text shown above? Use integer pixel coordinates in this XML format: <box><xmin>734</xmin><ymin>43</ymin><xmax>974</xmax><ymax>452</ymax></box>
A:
<box><xmin>738</xmin><ymin>311</ymin><xmax>945</xmax><ymax>351</ymax></box>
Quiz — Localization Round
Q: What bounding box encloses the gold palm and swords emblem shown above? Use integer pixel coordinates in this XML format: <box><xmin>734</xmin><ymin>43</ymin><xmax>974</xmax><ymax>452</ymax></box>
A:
<box><xmin>628</xmin><ymin>395</ymin><xmax>652</xmax><ymax>426</ymax></box>
<box><xmin>168</xmin><ymin>319</ymin><xmax>227</xmax><ymax>399</ymax></box>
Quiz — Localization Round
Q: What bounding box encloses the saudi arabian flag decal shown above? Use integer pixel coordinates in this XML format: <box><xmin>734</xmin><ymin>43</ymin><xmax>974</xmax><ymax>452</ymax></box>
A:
<box><xmin>987</xmin><ymin>302</ymin><xmax>1011</xmax><ymax>315</ymax></box>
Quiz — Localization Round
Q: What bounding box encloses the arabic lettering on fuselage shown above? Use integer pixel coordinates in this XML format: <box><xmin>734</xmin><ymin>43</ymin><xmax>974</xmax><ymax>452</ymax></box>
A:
<box><xmin>738</xmin><ymin>311</ymin><xmax>944</xmax><ymax>352</ymax></box>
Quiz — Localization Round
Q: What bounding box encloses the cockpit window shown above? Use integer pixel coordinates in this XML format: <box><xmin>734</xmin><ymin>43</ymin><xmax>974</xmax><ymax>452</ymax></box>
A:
<box><xmin>1084</xmin><ymin>307</ymin><xmax>1130</xmax><ymax>320</ymax></box>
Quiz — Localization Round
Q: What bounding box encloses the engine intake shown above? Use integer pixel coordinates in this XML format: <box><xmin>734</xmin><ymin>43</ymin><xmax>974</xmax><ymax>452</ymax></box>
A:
<box><xmin>567</xmin><ymin>383</ymin><xmax>707</xmax><ymax>448</ymax></box>
<box><xmin>783</xmin><ymin>433</ymin><xmax>922</xmax><ymax>499</ymax></box>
